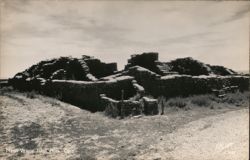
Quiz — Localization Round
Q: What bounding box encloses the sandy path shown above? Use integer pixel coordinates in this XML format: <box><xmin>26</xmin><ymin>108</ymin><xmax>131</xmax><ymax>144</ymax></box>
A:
<box><xmin>137</xmin><ymin>108</ymin><xmax>249</xmax><ymax>160</ymax></box>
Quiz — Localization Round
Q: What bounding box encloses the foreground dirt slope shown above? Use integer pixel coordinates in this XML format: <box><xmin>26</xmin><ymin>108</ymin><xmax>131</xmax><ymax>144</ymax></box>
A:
<box><xmin>0</xmin><ymin>92</ymin><xmax>248</xmax><ymax>160</ymax></box>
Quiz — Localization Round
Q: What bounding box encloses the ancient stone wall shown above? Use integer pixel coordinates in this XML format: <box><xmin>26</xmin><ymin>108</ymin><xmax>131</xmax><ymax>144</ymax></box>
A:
<box><xmin>125</xmin><ymin>52</ymin><xmax>160</xmax><ymax>73</ymax></box>
<box><xmin>121</xmin><ymin>66</ymin><xmax>249</xmax><ymax>98</ymax></box>
<box><xmin>152</xmin><ymin>75</ymin><xmax>249</xmax><ymax>98</ymax></box>
<box><xmin>125</xmin><ymin>53</ymin><xmax>238</xmax><ymax>76</ymax></box>
<box><xmin>10</xmin><ymin>64</ymin><xmax>249</xmax><ymax>110</ymax></box>
<box><xmin>42</xmin><ymin>76</ymin><xmax>136</xmax><ymax>112</ymax></box>
<box><xmin>100</xmin><ymin>94</ymin><xmax>158</xmax><ymax>118</ymax></box>
<box><xmin>126</xmin><ymin>66</ymin><xmax>160</xmax><ymax>95</ymax></box>
<box><xmin>84</xmin><ymin>57</ymin><xmax>117</xmax><ymax>78</ymax></box>
<box><xmin>11</xmin><ymin>56</ymin><xmax>117</xmax><ymax>83</ymax></box>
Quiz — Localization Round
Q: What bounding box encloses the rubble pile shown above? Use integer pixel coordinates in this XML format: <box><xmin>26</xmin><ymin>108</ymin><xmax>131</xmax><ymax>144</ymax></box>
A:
<box><xmin>124</xmin><ymin>53</ymin><xmax>237</xmax><ymax>76</ymax></box>
<box><xmin>125</xmin><ymin>52</ymin><xmax>160</xmax><ymax>73</ymax></box>
<box><xmin>12</xmin><ymin>56</ymin><xmax>117</xmax><ymax>82</ymax></box>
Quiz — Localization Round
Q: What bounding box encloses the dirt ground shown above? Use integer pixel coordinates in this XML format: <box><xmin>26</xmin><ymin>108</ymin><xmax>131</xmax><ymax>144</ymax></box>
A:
<box><xmin>0</xmin><ymin>90</ymin><xmax>249</xmax><ymax>160</ymax></box>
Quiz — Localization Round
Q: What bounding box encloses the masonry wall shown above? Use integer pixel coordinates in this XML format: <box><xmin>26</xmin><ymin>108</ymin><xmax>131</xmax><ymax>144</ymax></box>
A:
<box><xmin>46</xmin><ymin>68</ymin><xmax>248</xmax><ymax>110</ymax></box>
<box><xmin>126</xmin><ymin>66</ymin><xmax>161</xmax><ymax>96</ymax></box>
<box><xmin>42</xmin><ymin>76</ymin><xmax>136</xmax><ymax>112</ymax></box>
<box><xmin>151</xmin><ymin>75</ymin><xmax>249</xmax><ymax>98</ymax></box>
<box><xmin>125</xmin><ymin>66</ymin><xmax>249</xmax><ymax>98</ymax></box>
<box><xmin>9</xmin><ymin>66</ymin><xmax>249</xmax><ymax>113</ymax></box>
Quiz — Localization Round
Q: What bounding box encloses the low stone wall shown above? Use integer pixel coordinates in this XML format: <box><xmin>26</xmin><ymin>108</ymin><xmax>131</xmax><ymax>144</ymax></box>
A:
<box><xmin>42</xmin><ymin>76</ymin><xmax>136</xmax><ymax>112</ymax></box>
<box><xmin>126</xmin><ymin>66</ymin><xmax>249</xmax><ymax>98</ymax></box>
<box><xmin>0</xmin><ymin>79</ymin><xmax>9</xmax><ymax>88</ymax></box>
<box><xmin>142</xmin><ymin>97</ymin><xmax>158</xmax><ymax>115</ymax></box>
<box><xmin>10</xmin><ymin>77</ymin><xmax>46</xmax><ymax>92</ymax></box>
<box><xmin>101</xmin><ymin>94</ymin><xmax>158</xmax><ymax>118</ymax></box>
<box><xmin>126</xmin><ymin>66</ymin><xmax>160</xmax><ymax>95</ymax></box>
<box><xmin>152</xmin><ymin>75</ymin><xmax>249</xmax><ymax>98</ymax></box>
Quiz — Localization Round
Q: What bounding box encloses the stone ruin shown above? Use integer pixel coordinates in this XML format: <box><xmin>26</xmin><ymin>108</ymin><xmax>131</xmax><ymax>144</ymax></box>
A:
<box><xmin>11</xmin><ymin>55</ymin><xmax>117</xmax><ymax>82</ymax></box>
<box><xmin>100</xmin><ymin>80</ymin><xmax>158</xmax><ymax>118</ymax></box>
<box><xmin>9</xmin><ymin>52</ymin><xmax>249</xmax><ymax>118</ymax></box>
<box><xmin>125</xmin><ymin>53</ymin><xmax>237</xmax><ymax>76</ymax></box>
<box><xmin>10</xmin><ymin>56</ymin><xmax>117</xmax><ymax>90</ymax></box>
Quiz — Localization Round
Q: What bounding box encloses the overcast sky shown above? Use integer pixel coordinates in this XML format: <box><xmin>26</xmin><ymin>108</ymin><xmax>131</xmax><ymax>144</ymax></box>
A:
<box><xmin>0</xmin><ymin>0</ymin><xmax>249</xmax><ymax>78</ymax></box>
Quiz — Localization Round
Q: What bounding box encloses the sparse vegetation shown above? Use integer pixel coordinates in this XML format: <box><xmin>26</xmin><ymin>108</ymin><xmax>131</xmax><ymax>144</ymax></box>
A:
<box><xmin>26</xmin><ymin>90</ymin><xmax>37</xmax><ymax>99</ymax></box>
<box><xmin>208</xmin><ymin>91</ymin><xmax>249</xmax><ymax>106</ymax></box>
<box><xmin>42</xmin><ymin>97</ymin><xmax>61</xmax><ymax>106</ymax></box>
<box><xmin>55</xmin><ymin>92</ymin><xmax>63</xmax><ymax>101</ymax></box>
<box><xmin>157</xmin><ymin>91</ymin><xmax>249</xmax><ymax>114</ymax></box>
<box><xmin>104</xmin><ymin>102</ymin><xmax>119</xmax><ymax>118</ymax></box>
<box><xmin>0</xmin><ymin>86</ymin><xmax>14</xmax><ymax>95</ymax></box>
<box><xmin>191</xmin><ymin>95</ymin><xmax>212</xmax><ymax>107</ymax></box>
<box><xmin>224</xmin><ymin>91</ymin><xmax>245</xmax><ymax>104</ymax></box>
<box><xmin>167</xmin><ymin>97</ymin><xmax>187</xmax><ymax>108</ymax></box>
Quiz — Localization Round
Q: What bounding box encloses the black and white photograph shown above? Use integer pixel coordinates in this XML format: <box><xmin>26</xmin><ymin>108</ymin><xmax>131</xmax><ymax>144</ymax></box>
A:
<box><xmin>0</xmin><ymin>0</ymin><xmax>249</xmax><ymax>159</ymax></box>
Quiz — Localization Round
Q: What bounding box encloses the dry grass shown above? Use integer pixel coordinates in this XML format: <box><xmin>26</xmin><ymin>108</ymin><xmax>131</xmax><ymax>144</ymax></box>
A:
<box><xmin>105</xmin><ymin>102</ymin><xmax>119</xmax><ymax>118</ymax></box>
<box><xmin>168</xmin><ymin>97</ymin><xmax>187</xmax><ymax>108</ymax></box>
<box><xmin>191</xmin><ymin>95</ymin><xmax>212</xmax><ymax>107</ymax></box>
<box><xmin>43</xmin><ymin>98</ymin><xmax>61</xmax><ymax>106</ymax></box>
<box><xmin>26</xmin><ymin>91</ymin><xmax>37</xmax><ymax>99</ymax></box>
<box><xmin>158</xmin><ymin>91</ymin><xmax>249</xmax><ymax>114</ymax></box>
<box><xmin>0</xmin><ymin>86</ymin><xmax>14</xmax><ymax>95</ymax></box>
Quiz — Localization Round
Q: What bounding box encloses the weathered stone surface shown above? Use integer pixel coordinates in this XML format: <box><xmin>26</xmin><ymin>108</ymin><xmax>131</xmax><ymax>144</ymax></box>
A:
<box><xmin>209</xmin><ymin>65</ymin><xmax>237</xmax><ymax>76</ymax></box>
<box><xmin>153</xmin><ymin>75</ymin><xmax>249</xmax><ymax>98</ymax></box>
<box><xmin>142</xmin><ymin>97</ymin><xmax>158</xmax><ymax>115</ymax></box>
<box><xmin>132</xmin><ymin>80</ymin><xmax>145</xmax><ymax>100</ymax></box>
<box><xmin>166</xmin><ymin>57</ymin><xmax>212</xmax><ymax>76</ymax></box>
<box><xmin>11</xmin><ymin>56</ymin><xmax>117</xmax><ymax>84</ymax></box>
<box><xmin>82</xmin><ymin>55</ymin><xmax>117</xmax><ymax>78</ymax></box>
<box><xmin>101</xmin><ymin>94</ymin><xmax>158</xmax><ymax>118</ymax></box>
<box><xmin>0</xmin><ymin>79</ymin><xmax>9</xmax><ymax>87</ymax></box>
<box><xmin>50</xmin><ymin>69</ymin><xmax>67</xmax><ymax>80</ymax></box>
<box><xmin>43</xmin><ymin>76</ymin><xmax>136</xmax><ymax>112</ymax></box>
<box><xmin>124</xmin><ymin>53</ymin><xmax>238</xmax><ymax>76</ymax></box>
<box><xmin>125</xmin><ymin>52</ymin><xmax>160</xmax><ymax>74</ymax></box>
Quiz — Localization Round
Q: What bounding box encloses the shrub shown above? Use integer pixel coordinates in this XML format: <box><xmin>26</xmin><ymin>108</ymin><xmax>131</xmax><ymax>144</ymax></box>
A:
<box><xmin>167</xmin><ymin>97</ymin><xmax>187</xmax><ymax>108</ymax></box>
<box><xmin>208</xmin><ymin>94</ymin><xmax>221</xmax><ymax>103</ymax></box>
<box><xmin>43</xmin><ymin>98</ymin><xmax>60</xmax><ymax>106</ymax></box>
<box><xmin>105</xmin><ymin>102</ymin><xmax>119</xmax><ymax>118</ymax></box>
<box><xmin>26</xmin><ymin>90</ymin><xmax>37</xmax><ymax>99</ymax></box>
<box><xmin>210</xmin><ymin>91</ymin><xmax>248</xmax><ymax>106</ymax></box>
<box><xmin>0</xmin><ymin>86</ymin><xmax>13</xmax><ymax>95</ymax></box>
<box><xmin>224</xmin><ymin>91</ymin><xmax>244</xmax><ymax>105</ymax></box>
<box><xmin>191</xmin><ymin>95</ymin><xmax>211</xmax><ymax>107</ymax></box>
<box><xmin>55</xmin><ymin>92</ymin><xmax>62</xmax><ymax>100</ymax></box>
